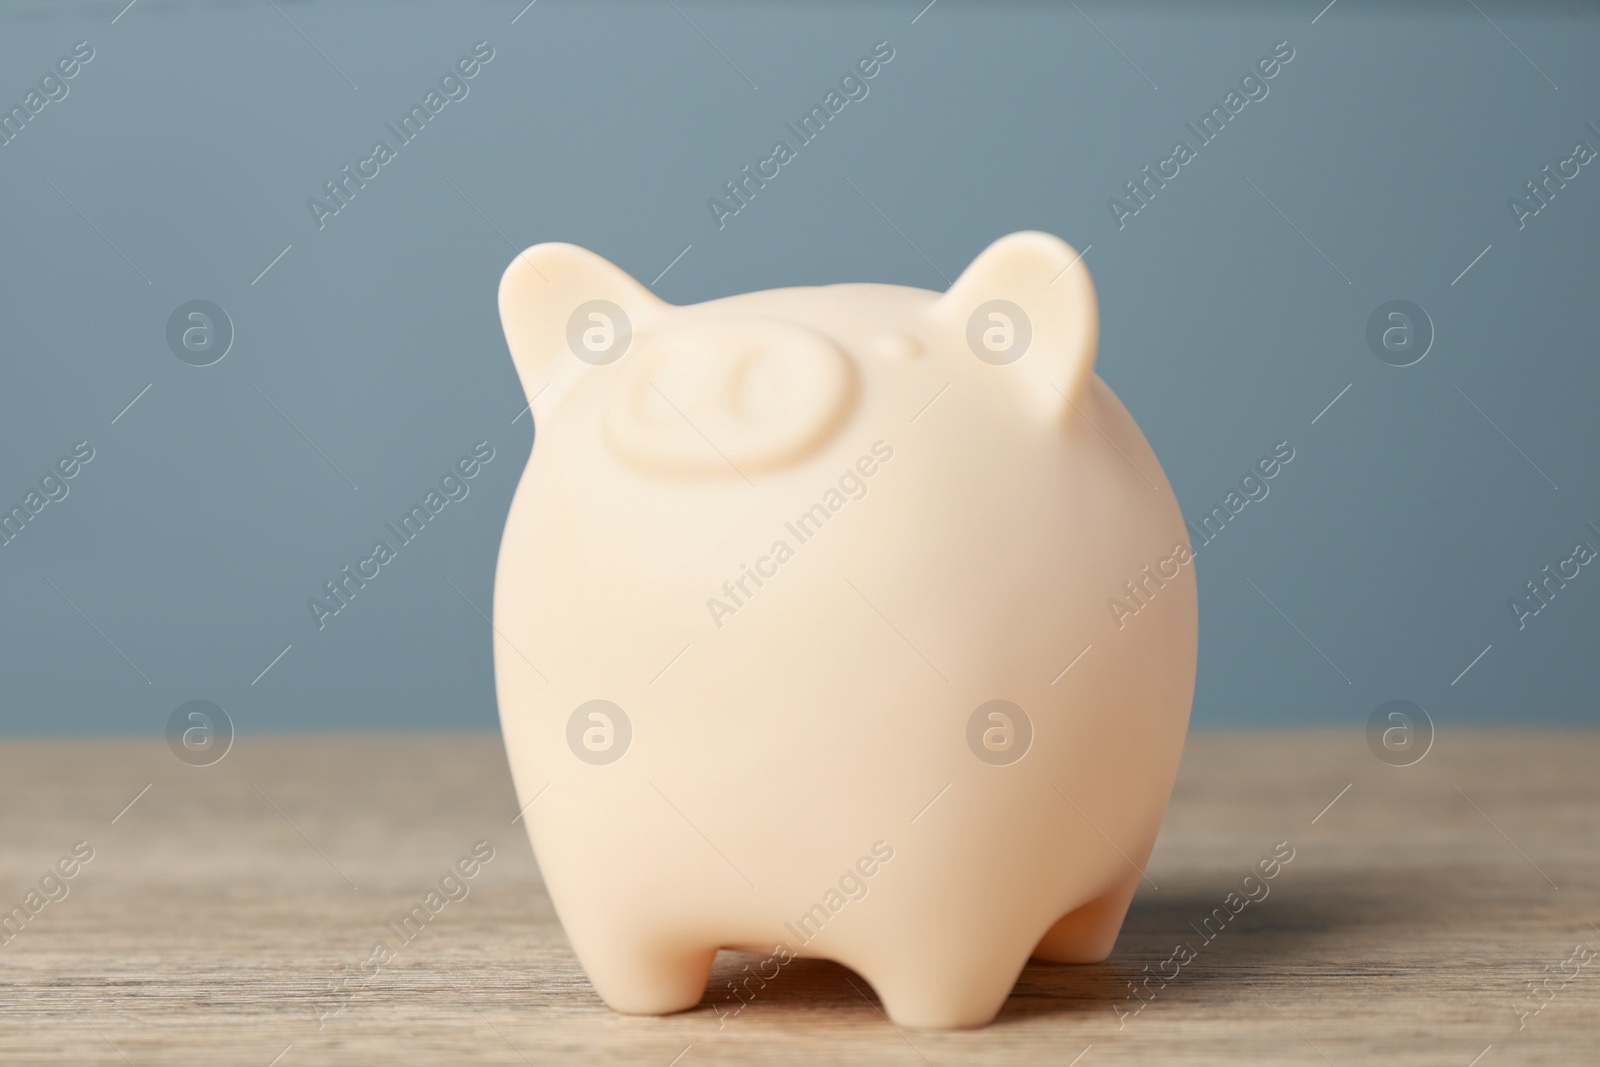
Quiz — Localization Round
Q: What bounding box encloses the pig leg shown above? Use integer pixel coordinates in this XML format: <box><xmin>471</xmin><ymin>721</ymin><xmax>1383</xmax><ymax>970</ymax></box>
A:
<box><xmin>1030</xmin><ymin>869</ymin><xmax>1142</xmax><ymax>963</ymax></box>
<box><xmin>845</xmin><ymin>928</ymin><xmax>1040</xmax><ymax>1030</ymax></box>
<box><xmin>576</xmin><ymin>937</ymin><xmax>717</xmax><ymax>1015</ymax></box>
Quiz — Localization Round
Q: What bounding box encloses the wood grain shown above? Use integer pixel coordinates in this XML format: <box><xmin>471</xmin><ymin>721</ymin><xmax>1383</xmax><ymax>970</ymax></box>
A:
<box><xmin>0</xmin><ymin>731</ymin><xmax>1595</xmax><ymax>1065</ymax></box>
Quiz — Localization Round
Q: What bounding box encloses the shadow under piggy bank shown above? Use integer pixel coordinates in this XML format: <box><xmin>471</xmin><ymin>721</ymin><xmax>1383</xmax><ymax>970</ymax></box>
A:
<box><xmin>690</xmin><ymin>865</ymin><xmax>1384</xmax><ymax>1030</ymax></box>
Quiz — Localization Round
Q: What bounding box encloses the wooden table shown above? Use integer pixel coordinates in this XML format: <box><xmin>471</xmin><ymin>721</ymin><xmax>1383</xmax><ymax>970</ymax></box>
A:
<box><xmin>1</xmin><ymin>732</ymin><xmax>1595</xmax><ymax>1065</ymax></box>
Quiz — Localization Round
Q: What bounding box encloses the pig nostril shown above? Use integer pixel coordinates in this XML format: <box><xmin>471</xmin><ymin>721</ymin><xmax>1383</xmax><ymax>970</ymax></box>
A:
<box><xmin>873</xmin><ymin>333</ymin><xmax>922</xmax><ymax>360</ymax></box>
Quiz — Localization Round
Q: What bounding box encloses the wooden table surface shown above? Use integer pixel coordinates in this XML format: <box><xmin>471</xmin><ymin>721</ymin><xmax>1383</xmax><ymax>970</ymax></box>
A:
<box><xmin>0</xmin><ymin>731</ymin><xmax>1595</xmax><ymax>1066</ymax></box>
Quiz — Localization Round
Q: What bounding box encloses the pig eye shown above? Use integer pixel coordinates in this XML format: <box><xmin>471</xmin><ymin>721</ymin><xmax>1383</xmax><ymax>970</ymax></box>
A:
<box><xmin>603</xmin><ymin>317</ymin><xmax>855</xmax><ymax>477</ymax></box>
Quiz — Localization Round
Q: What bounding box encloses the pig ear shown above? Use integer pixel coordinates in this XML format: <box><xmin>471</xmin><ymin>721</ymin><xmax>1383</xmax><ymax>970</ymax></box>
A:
<box><xmin>498</xmin><ymin>243</ymin><xmax>668</xmax><ymax>412</ymax></box>
<box><xmin>937</xmin><ymin>231</ymin><xmax>1098</xmax><ymax>413</ymax></box>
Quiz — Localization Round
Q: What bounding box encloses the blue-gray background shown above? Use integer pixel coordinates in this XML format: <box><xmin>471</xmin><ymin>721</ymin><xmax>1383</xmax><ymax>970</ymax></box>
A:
<box><xmin>1</xmin><ymin>0</ymin><xmax>1596</xmax><ymax>736</ymax></box>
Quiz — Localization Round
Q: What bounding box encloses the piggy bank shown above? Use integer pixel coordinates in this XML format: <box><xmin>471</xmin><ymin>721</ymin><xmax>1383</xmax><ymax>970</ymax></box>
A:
<box><xmin>493</xmin><ymin>232</ymin><xmax>1197</xmax><ymax>1029</ymax></box>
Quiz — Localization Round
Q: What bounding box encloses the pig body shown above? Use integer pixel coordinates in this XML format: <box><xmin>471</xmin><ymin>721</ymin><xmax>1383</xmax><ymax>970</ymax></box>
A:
<box><xmin>494</xmin><ymin>233</ymin><xmax>1197</xmax><ymax>1029</ymax></box>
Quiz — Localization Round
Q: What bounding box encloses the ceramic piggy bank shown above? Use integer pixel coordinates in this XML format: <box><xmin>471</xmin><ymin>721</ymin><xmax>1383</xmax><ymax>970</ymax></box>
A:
<box><xmin>493</xmin><ymin>232</ymin><xmax>1197</xmax><ymax>1029</ymax></box>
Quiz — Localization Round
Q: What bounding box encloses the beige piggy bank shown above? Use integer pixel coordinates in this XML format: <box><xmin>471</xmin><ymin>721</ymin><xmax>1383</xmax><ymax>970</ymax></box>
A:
<box><xmin>493</xmin><ymin>232</ymin><xmax>1197</xmax><ymax>1029</ymax></box>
